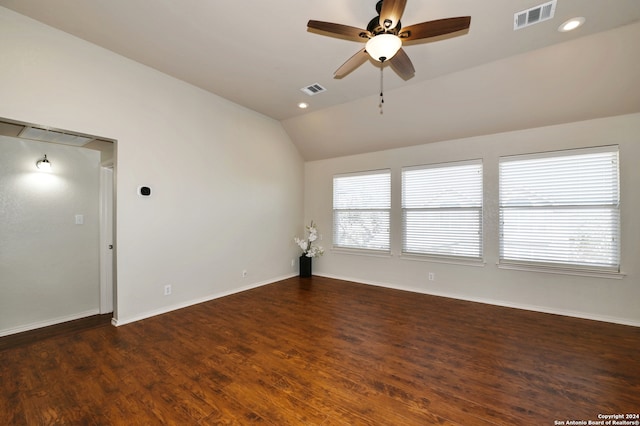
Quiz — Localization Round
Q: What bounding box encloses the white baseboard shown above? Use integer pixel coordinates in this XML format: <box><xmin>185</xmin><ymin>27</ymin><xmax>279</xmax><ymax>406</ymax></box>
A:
<box><xmin>315</xmin><ymin>273</ymin><xmax>640</xmax><ymax>328</ymax></box>
<box><xmin>0</xmin><ymin>309</ymin><xmax>101</xmax><ymax>337</ymax></box>
<box><xmin>112</xmin><ymin>273</ymin><xmax>297</xmax><ymax>327</ymax></box>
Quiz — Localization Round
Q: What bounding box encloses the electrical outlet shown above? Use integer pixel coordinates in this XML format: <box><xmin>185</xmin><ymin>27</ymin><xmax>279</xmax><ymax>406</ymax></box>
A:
<box><xmin>428</xmin><ymin>272</ymin><xmax>435</xmax><ymax>281</ymax></box>
<box><xmin>291</xmin><ymin>259</ymin><xmax>295</xmax><ymax>268</ymax></box>
<box><xmin>164</xmin><ymin>285</ymin><xmax>172</xmax><ymax>296</ymax></box>
<box><xmin>242</xmin><ymin>270</ymin><xmax>248</xmax><ymax>278</ymax></box>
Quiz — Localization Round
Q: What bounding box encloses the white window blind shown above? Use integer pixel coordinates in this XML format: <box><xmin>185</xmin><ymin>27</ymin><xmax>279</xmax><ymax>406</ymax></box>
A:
<box><xmin>402</xmin><ymin>160</ymin><xmax>483</xmax><ymax>259</ymax></box>
<box><xmin>333</xmin><ymin>170</ymin><xmax>391</xmax><ymax>251</ymax></box>
<box><xmin>499</xmin><ymin>146</ymin><xmax>620</xmax><ymax>271</ymax></box>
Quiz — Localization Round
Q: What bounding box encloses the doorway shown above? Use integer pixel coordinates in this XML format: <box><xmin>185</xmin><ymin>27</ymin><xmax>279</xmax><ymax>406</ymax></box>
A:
<box><xmin>0</xmin><ymin>117</ymin><xmax>116</xmax><ymax>334</ymax></box>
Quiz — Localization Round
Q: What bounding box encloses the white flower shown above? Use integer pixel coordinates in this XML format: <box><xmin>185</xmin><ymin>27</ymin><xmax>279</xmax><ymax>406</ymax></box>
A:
<box><xmin>294</xmin><ymin>220</ymin><xmax>324</xmax><ymax>258</ymax></box>
<box><xmin>307</xmin><ymin>245</ymin><xmax>324</xmax><ymax>258</ymax></box>
<box><xmin>295</xmin><ymin>238</ymin><xmax>307</xmax><ymax>251</ymax></box>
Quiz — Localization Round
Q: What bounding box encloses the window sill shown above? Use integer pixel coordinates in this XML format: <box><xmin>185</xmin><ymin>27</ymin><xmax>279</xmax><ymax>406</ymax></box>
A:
<box><xmin>497</xmin><ymin>262</ymin><xmax>625</xmax><ymax>279</ymax></box>
<box><xmin>400</xmin><ymin>253</ymin><xmax>486</xmax><ymax>268</ymax></box>
<box><xmin>331</xmin><ymin>247</ymin><xmax>392</xmax><ymax>258</ymax></box>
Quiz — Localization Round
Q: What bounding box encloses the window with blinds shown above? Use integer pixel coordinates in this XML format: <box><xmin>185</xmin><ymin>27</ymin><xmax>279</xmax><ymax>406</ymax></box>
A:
<box><xmin>333</xmin><ymin>170</ymin><xmax>391</xmax><ymax>251</ymax></box>
<box><xmin>402</xmin><ymin>160</ymin><xmax>483</xmax><ymax>259</ymax></box>
<box><xmin>499</xmin><ymin>146</ymin><xmax>620</xmax><ymax>271</ymax></box>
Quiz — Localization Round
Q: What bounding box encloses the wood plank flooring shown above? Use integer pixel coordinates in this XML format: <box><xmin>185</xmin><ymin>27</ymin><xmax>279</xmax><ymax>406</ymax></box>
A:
<box><xmin>1</xmin><ymin>276</ymin><xmax>639</xmax><ymax>425</ymax></box>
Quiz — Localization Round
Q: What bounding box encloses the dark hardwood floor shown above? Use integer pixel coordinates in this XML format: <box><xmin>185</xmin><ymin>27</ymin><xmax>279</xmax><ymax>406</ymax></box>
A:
<box><xmin>1</xmin><ymin>276</ymin><xmax>638</xmax><ymax>425</ymax></box>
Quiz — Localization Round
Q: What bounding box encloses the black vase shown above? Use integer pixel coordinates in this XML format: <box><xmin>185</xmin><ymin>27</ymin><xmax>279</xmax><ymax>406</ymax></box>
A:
<box><xmin>299</xmin><ymin>255</ymin><xmax>312</xmax><ymax>277</ymax></box>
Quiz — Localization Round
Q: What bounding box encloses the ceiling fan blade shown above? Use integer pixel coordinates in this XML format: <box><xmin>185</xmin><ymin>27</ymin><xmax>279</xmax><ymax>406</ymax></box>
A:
<box><xmin>389</xmin><ymin>48</ymin><xmax>415</xmax><ymax>80</ymax></box>
<box><xmin>398</xmin><ymin>16</ymin><xmax>471</xmax><ymax>41</ymax></box>
<box><xmin>308</xmin><ymin>20</ymin><xmax>371</xmax><ymax>41</ymax></box>
<box><xmin>379</xmin><ymin>0</ymin><xmax>407</xmax><ymax>30</ymax></box>
<box><xmin>334</xmin><ymin>48</ymin><xmax>369</xmax><ymax>78</ymax></box>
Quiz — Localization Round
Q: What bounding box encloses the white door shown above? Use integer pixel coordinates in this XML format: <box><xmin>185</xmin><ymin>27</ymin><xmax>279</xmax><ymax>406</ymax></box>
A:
<box><xmin>99</xmin><ymin>166</ymin><xmax>114</xmax><ymax>314</ymax></box>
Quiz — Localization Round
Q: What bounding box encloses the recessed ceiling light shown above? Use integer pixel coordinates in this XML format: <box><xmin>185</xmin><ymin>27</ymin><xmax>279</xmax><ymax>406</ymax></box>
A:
<box><xmin>558</xmin><ymin>17</ymin><xmax>585</xmax><ymax>32</ymax></box>
<box><xmin>298</xmin><ymin>102</ymin><xmax>309</xmax><ymax>109</ymax></box>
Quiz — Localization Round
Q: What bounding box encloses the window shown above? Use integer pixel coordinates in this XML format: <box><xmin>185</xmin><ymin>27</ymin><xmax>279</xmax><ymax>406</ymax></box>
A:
<box><xmin>402</xmin><ymin>160</ymin><xmax>483</xmax><ymax>259</ymax></box>
<box><xmin>499</xmin><ymin>146</ymin><xmax>620</xmax><ymax>271</ymax></box>
<box><xmin>333</xmin><ymin>170</ymin><xmax>391</xmax><ymax>252</ymax></box>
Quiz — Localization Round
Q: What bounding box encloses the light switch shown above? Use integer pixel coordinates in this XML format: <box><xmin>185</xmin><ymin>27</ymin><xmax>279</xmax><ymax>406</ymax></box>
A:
<box><xmin>75</xmin><ymin>214</ymin><xmax>84</xmax><ymax>225</ymax></box>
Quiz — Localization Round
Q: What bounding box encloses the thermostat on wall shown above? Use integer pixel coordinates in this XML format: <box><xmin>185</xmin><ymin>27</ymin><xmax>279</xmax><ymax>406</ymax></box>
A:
<box><xmin>138</xmin><ymin>186</ymin><xmax>152</xmax><ymax>197</ymax></box>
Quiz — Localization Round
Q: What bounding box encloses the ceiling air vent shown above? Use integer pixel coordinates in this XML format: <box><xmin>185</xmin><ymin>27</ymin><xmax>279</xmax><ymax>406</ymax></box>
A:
<box><xmin>300</xmin><ymin>83</ymin><xmax>326</xmax><ymax>96</ymax></box>
<box><xmin>514</xmin><ymin>0</ymin><xmax>557</xmax><ymax>30</ymax></box>
<box><xmin>18</xmin><ymin>126</ymin><xmax>94</xmax><ymax>146</ymax></box>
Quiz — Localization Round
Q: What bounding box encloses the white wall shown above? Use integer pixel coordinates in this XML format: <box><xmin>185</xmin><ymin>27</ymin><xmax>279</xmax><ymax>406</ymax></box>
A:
<box><xmin>0</xmin><ymin>137</ymin><xmax>101</xmax><ymax>335</ymax></box>
<box><xmin>0</xmin><ymin>7</ymin><xmax>304</xmax><ymax>327</ymax></box>
<box><xmin>305</xmin><ymin>114</ymin><xmax>640</xmax><ymax>326</ymax></box>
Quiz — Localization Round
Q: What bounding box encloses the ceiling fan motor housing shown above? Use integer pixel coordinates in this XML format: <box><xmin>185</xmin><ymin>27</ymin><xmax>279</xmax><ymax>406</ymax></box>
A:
<box><xmin>367</xmin><ymin>16</ymin><xmax>401</xmax><ymax>35</ymax></box>
<box><xmin>368</xmin><ymin>1</ymin><xmax>402</xmax><ymax>36</ymax></box>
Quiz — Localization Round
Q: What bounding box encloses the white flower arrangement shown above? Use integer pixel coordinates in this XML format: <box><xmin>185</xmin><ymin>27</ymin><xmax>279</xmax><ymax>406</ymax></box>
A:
<box><xmin>294</xmin><ymin>220</ymin><xmax>325</xmax><ymax>258</ymax></box>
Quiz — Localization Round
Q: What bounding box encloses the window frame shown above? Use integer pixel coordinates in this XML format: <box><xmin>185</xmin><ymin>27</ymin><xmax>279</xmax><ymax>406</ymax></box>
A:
<box><xmin>332</xmin><ymin>169</ymin><xmax>391</xmax><ymax>254</ymax></box>
<box><xmin>401</xmin><ymin>159</ymin><xmax>484</xmax><ymax>262</ymax></box>
<box><xmin>498</xmin><ymin>145</ymin><xmax>620</xmax><ymax>275</ymax></box>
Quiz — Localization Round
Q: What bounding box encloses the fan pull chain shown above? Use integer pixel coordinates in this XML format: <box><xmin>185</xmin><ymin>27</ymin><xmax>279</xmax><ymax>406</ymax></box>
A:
<box><xmin>379</xmin><ymin>65</ymin><xmax>384</xmax><ymax>115</ymax></box>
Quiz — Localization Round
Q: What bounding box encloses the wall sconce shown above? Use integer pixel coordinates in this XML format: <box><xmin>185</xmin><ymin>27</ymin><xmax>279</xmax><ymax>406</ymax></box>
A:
<box><xmin>36</xmin><ymin>154</ymin><xmax>52</xmax><ymax>171</ymax></box>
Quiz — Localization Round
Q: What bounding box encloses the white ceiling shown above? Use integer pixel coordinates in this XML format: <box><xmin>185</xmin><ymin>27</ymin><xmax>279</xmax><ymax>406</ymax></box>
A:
<box><xmin>1</xmin><ymin>0</ymin><xmax>639</xmax><ymax>160</ymax></box>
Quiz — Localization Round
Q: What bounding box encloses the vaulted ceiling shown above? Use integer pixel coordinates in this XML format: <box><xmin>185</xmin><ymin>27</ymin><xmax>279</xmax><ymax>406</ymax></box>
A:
<box><xmin>1</xmin><ymin>0</ymin><xmax>639</xmax><ymax>160</ymax></box>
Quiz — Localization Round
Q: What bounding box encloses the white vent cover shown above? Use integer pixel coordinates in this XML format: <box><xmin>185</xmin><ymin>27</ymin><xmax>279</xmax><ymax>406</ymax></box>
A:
<box><xmin>18</xmin><ymin>126</ymin><xmax>94</xmax><ymax>146</ymax></box>
<box><xmin>514</xmin><ymin>0</ymin><xmax>557</xmax><ymax>30</ymax></box>
<box><xmin>300</xmin><ymin>83</ymin><xmax>326</xmax><ymax>96</ymax></box>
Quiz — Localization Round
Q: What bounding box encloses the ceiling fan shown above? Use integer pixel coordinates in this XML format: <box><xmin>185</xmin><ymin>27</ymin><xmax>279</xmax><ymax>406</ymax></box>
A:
<box><xmin>307</xmin><ymin>0</ymin><xmax>471</xmax><ymax>80</ymax></box>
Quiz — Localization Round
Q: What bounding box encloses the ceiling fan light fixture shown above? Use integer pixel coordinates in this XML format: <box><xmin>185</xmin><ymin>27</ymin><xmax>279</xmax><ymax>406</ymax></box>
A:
<box><xmin>365</xmin><ymin>34</ymin><xmax>402</xmax><ymax>62</ymax></box>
